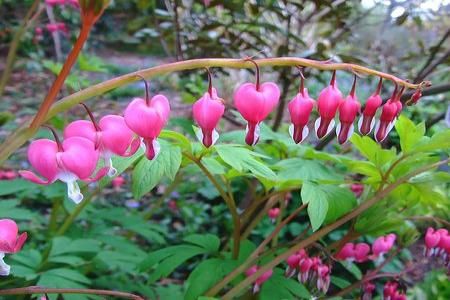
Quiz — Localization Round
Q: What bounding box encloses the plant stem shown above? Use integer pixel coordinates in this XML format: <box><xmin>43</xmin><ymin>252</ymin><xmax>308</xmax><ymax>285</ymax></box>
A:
<box><xmin>184</xmin><ymin>152</ymin><xmax>241</xmax><ymax>259</ymax></box>
<box><xmin>0</xmin><ymin>286</ymin><xmax>143</xmax><ymax>300</ymax></box>
<box><xmin>56</xmin><ymin>190</ymin><xmax>96</xmax><ymax>236</ymax></box>
<box><xmin>218</xmin><ymin>158</ymin><xmax>449</xmax><ymax>299</ymax></box>
<box><xmin>0</xmin><ymin>0</ymin><xmax>41</xmax><ymax>97</ymax></box>
<box><xmin>29</xmin><ymin>23</ymin><xmax>92</xmax><ymax>130</ymax></box>
<box><xmin>0</xmin><ymin>57</ymin><xmax>429</xmax><ymax>165</ymax></box>
<box><xmin>206</xmin><ymin>204</ymin><xmax>307</xmax><ymax>296</ymax></box>
<box><xmin>47</xmin><ymin>197</ymin><xmax>62</xmax><ymax>235</ymax></box>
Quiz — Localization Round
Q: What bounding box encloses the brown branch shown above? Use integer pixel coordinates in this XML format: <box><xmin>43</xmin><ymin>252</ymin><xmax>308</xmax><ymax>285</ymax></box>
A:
<box><xmin>0</xmin><ymin>286</ymin><xmax>144</xmax><ymax>300</ymax></box>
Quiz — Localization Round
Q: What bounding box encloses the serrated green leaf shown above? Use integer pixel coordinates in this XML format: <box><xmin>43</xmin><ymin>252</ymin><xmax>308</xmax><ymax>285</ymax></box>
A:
<box><xmin>395</xmin><ymin>116</ymin><xmax>426</xmax><ymax>153</ymax></box>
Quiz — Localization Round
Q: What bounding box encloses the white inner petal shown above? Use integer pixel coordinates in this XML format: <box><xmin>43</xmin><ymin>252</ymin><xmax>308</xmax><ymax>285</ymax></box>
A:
<box><xmin>104</xmin><ymin>156</ymin><xmax>117</xmax><ymax>177</ymax></box>
<box><xmin>194</xmin><ymin>126</ymin><xmax>203</xmax><ymax>144</ymax></box>
<box><xmin>58</xmin><ymin>172</ymin><xmax>83</xmax><ymax>204</ymax></box>
<box><xmin>0</xmin><ymin>252</ymin><xmax>10</xmax><ymax>276</ymax></box>
<box><xmin>152</xmin><ymin>139</ymin><xmax>161</xmax><ymax>160</ymax></box>
<box><xmin>211</xmin><ymin>129</ymin><xmax>219</xmax><ymax>146</ymax></box>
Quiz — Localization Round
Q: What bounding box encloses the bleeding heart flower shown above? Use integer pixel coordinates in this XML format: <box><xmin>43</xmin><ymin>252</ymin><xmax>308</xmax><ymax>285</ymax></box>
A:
<box><xmin>371</xmin><ymin>233</ymin><xmax>396</xmax><ymax>259</ymax></box>
<box><xmin>0</xmin><ymin>219</ymin><xmax>27</xmax><ymax>276</ymax></box>
<box><xmin>64</xmin><ymin>104</ymin><xmax>140</xmax><ymax>176</ymax></box>
<box><xmin>354</xmin><ymin>243</ymin><xmax>370</xmax><ymax>263</ymax></box>
<box><xmin>407</xmin><ymin>89</ymin><xmax>422</xmax><ymax>106</ymax></box>
<box><xmin>374</xmin><ymin>86</ymin><xmax>399</xmax><ymax>143</ymax></box>
<box><xmin>351</xmin><ymin>183</ymin><xmax>364</xmax><ymax>197</ymax></box>
<box><xmin>288</xmin><ymin>71</ymin><xmax>316</xmax><ymax>143</ymax></box>
<box><xmin>111</xmin><ymin>175</ymin><xmax>126</xmax><ymax>190</ymax></box>
<box><xmin>362</xmin><ymin>281</ymin><xmax>376</xmax><ymax>300</ymax></box>
<box><xmin>245</xmin><ymin>265</ymin><xmax>273</xmax><ymax>294</ymax></box>
<box><xmin>424</xmin><ymin>227</ymin><xmax>441</xmax><ymax>257</ymax></box>
<box><xmin>267</xmin><ymin>208</ymin><xmax>280</xmax><ymax>223</ymax></box>
<box><xmin>336</xmin><ymin>243</ymin><xmax>356</xmax><ymax>261</ymax></box>
<box><xmin>124</xmin><ymin>77</ymin><xmax>170</xmax><ymax>160</ymax></box>
<box><xmin>315</xmin><ymin>71</ymin><xmax>343</xmax><ymax>139</ymax></box>
<box><xmin>298</xmin><ymin>257</ymin><xmax>313</xmax><ymax>283</ymax></box>
<box><xmin>336</xmin><ymin>75</ymin><xmax>361</xmax><ymax>144</ymax></box>
<box><xmin>358</xmin><ymin>78</ymin><xmax>383</xmax><ymax>135</ymax></box>
<box><xmin>316</xmin><ymin>264</ymin><xmax>331</xmax><ymax>293</ymax></box>
<box><xmin>192</xmin><ymin>70</ymin><xmax>225</xmax><ymax>147</ymax></box>
<box><xmin>19</xmin><ymin>127</ymin><xmax>106</xmax><ymax>204</ymax></box>
<box><xmin>234</xmin><ymin>60</ymin><xmax>280</xmax><ymax>146</ymax></box>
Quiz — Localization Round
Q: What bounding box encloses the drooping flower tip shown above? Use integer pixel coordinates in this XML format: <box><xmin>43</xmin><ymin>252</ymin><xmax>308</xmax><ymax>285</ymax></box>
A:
<box><xmin>315</xmin><ymin>71</ymin><xmax>343</xmax><ymax>139</ymax></box>
<box><xmin>267</xmin><ymin>208</ymin><xmax>280</xmax><ymax>222</ymax></box>
<box><xmin>350</xmin><ymin>183</ymin><xmax>364</xmax><ymax>197</ymax></box>
<box><xmin>193</xmin><ymin>87</ymin><xmax>225</xmax><ymax>148</ymax></box>
<box><xmin>0</xmin><ymin>219</ymin><xmax>27</xmax><ymax>276</ymax></box>
<box><xmin>371</xmin><ymin>233</ymin><xmax>396</xmax><ymax>260</ymax></box>
<box><xmin>336</xmin><ymin>75</ymin><xmax>360</xmax><ymax>144</ymax></box>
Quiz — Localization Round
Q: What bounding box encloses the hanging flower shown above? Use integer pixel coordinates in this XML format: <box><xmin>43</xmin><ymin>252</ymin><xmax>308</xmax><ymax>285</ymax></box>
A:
<box><xmin>336</xmin><ymin>75</ymin><xmax>360</xmax><ymax>144</ymax></box>
<box><xmin>0</xmin><ymin>219</ymin><xmax>27</xmax><ymax>276</ymax></box>
<box><xmin>358</xmin><ymin>77</ymin><xmax>383</xmax><ymax>135</ymax></box>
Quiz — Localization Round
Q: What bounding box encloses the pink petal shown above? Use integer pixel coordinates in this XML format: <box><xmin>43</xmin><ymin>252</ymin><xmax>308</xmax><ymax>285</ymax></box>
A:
<box><xmin>26</xmin><ymin>139</ymin><xmax>59</xmax><ymax>182</ymax></box>
<box><xmin>82</xmin><ymin>167</ymin><xmax>108</xmax><ymax>183</ymax></box>
<box><xmin>63</xmin><ymin>120</ymin><xmax>97</xmax><ymax>145</ymax></box>
<box><xmin>59</xmin><ymin>137</ymin><xmax>99</xmax><ymax>180</ymax></box>
<box><xmin>99</xmin><ymin>115</ymin><xmax>139</xmax><ymax>156</ymax></box>
<box><xmin>19</xmin><ymin>170</ymin><xmax>54</xmax><ymax>185</ymax></box>
<box><xmin>193</xmin><ymin>89</ymin><xmax>225</xmax><ymax>131</ymax></box>
<box><xmin>0</xmin><ymin>219</ymin><xmax>18</xmax><ymax>253</ymax></box>
<box><xmin>13</xmin><ymin>232</ymin><xmax>27</xmax><ymax>253</ymax></box>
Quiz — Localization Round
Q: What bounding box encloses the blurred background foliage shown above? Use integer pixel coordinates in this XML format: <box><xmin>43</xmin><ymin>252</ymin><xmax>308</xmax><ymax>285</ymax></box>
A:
<box><xmin>0</xmin><ymin>0</ymin><xmax>449</xmax><ymax>299</ymax></box>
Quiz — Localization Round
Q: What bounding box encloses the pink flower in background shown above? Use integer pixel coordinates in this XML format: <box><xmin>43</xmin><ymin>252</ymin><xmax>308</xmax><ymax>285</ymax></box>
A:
<box><xmin>0</xmin><ymin>170</ymin><xmax>17</xmax><ymax>180</ymax></box>
<box><xmin>351</xmin><ymin>183</ymin><xmax>364</xmax><ymax>197</ymax></box>
<box><xmin>19</xmin><ymin>130</ymin><xmax>107</xmax><ymax>204</ymax></box>
<box><xmin>45</xmin><ymin>22</ymin><xmax>68</xmax><ymax>34</ymax></box>
<box><xmin>64</xmin><ymin>104</ymin><xmax>140</xmax><ymax>177</ymax></box>
<box><xmin>316</xmin><ymin>263</ymin><xmax>331</xmax><ymax>293</ymax></box>
<box><xmin>371</xmin><ymin>233</ymin><xmax>396</xmax><ymax>260</ymax></box>
<box><xmin>245</xmin><ymin>265</ymin><xmax>272</xmax><ymax>293</ymax></box>
<box><xmin>45</xmin><ymin>0</ymin><xmax>66</xmax><ymax>6</ymax></box>
<box><xmin>288</xmin><ymin>72</ymin><xmax>315</xmax><ymax>144</ymax></box>
<box><xmin>336</xmin><ymin>75</ymin><xmax>360</xmax><ymax>144</ymax></box>
<box><xmin>111</xmin><ymin>175</ymin><xmax>125</xmax><ymax>189</ymax></box>
<box><xmin>424</xmin><ymin>227</ymin><xmax>441</xmax><ymax>256</ymax></box>
<box><xmin>193</xmin><ymin>83</ymin><xmax>225</xmax><ymax>147</ymax></box>
<box><xmin>234</xmin><ymin>60</ymin><xmax>280</xmax><ymax>146</ymax></box>
<box><xmin>358</xmin><ymin>78</ymin><xmax>382</xmax><ymax>135</ymax></box>
<box><xmin>285</xmin><ymin>249</ymin><xmax>306</xmax><ymax>277</ymax></box>
<box><xmin>0</xmin><ymin>219</ymin><xmax>27</xmax><ymax>276</ymax></box>
<box><xmin>298</xmin><ymin>257</ymin><xmax>313</xmax><ymax>283</ymax></box>
<box><xmin>124</xmin><ymin>79</ymin><xmax>170</xmax><ymax>160</ymax></box>
<box><xmin>315</xmin><ymin>71</ymin><xmax>343</xmax><ymax>139</ymax></box>
<box><xmin>267</xmin><ymin>208</ymin><xmax>280</xmax><ymax>223</ymax></box>
<box><xmin>362</xmin><ymin>281</ymin><xmax>376</xmax><ymax>300</ymax></box>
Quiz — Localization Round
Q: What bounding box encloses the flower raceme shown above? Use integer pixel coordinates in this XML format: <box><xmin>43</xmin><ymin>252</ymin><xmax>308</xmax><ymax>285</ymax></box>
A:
<box><xmin>335</xmin><ymin>233</ymin><xmax>396</xmax><ymax>263</ymax></box>
<box><xmin>245</xmin><ymin>265</ymin><xmax>273</xmax><ymax>293</ymax></box>
<box><xmin>315</xmin><ymin>71</ymin><xmax>343</xmax><ymax>139</ymax></box>
<box><xmin>234</xmin><ymin>60</ymin><xmax>280</xmax><ymax>146</ymax></box>
<box><xmin>64</xmin><ymin>104</ymin><xmax>140</xmax><ymax>176</ymax></box>
<box><xmin>336</xmin><ymin>75</ymin><xmax>361</xmax><ymax>144</ymax></box>
<box><xmin>424</xmin><ymin>227</ymin><xmax>450</xmax><ymax>271</ymax></box>
<box><xmin>20</xmin><ymin>127</ymin><xmax>107</xmax><ymax>203</ymax></box>
<box><xmin>124</xmin><ymin>78</ymin><xmax>170</xmax><ymax>160</ymax></box>
<box><xmin>0</xmin><ymin>219</ymin><xmax>27</xmax><ymax>276</ymax></box>
<box><xmin>192</xmin><ymin>70</ymin><xmax>225</xmax><ymax>147</ymax></box>
<box><xmin>374</xmin><ymin>85</ymin><xmax>406</xmax><ymax>143</ymax></box>
<box><xmin>288</xmin><ymin>71</ymin><xmax>316</xmax><ymax>144</ymax></box>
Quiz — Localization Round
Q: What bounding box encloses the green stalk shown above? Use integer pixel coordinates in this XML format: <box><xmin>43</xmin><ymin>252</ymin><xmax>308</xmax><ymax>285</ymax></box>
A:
<box><xmin>0</xmin><ymin>57</ymin><xmax>428</xmax><ymax>165</ymax></box>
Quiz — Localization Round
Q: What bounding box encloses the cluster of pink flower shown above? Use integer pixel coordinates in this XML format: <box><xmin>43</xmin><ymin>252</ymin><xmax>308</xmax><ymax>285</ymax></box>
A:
<box><xmin>46</xmin><ymin>0</ymin><xmax>79</xmax><ymax>7</ymax></box>
<box><xmin>335</xmin><ymin>234</ymin><xmax>396</xmax><ymax>263</ymax></box>
<box><xmin>285</xmin><ymin>249</ymin><xmax>331</xmax><ymax>293</ymax></box>
<box><xmin>0</xmin><ymin>169</ymin><xmax>17</xmax><ymax>180</ymax></box>
<box><xmin>0</xmin><ymin>219</ymin><xmax>27</xmax><ymax>276</ymax></box>
<box><xmin>34</xmin><ymin>0</ymin><xmax>79</xmax><ymax>41</ymax></box>
<box><xmin>424</xmin><ymin>227</ymin><xmax>450</xmax><ymax>269</ymax></box>
<box><xmin>383</xmin><ymin>281</ymin><xmax>407</xmax><ymax>300</ymax></box>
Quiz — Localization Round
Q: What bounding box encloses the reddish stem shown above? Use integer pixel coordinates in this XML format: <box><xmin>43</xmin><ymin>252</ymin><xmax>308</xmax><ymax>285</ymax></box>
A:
<box><xmin>330</xmin><ymin>70</ymin><xmax>337</xmax><ymax>87</ymax></box>
<box><xmin>205</xmin><ymin>67</ymin><xmax>213</xmax><ymax>97</ymax></box>
<box><xmin>350</xmin><ymin>74</ymin><xmax>357</xmax><ymax>97</ymax></box>
<box><xmin>43</xmin><ymin>125</ymin><xmax>63</xmax><ymax>152</ymax></box>
<box><xmin>375</xmin><ymin>77</ymin><xmax>383</xmax><ymax>95</ymax></box>
<box><xmin>297</xmin><ymin>67</ymin><xmax>306</xmax><ymax>96</ymax></box>
<box><xmin>245</xmin><ymin>58</ymin><xmax>260</xmax><ymax>91</ymax></box>
<box><xmin>135</xmin><ymin>74</ymin><xmax>151</xmax><ymax>105</ymax></box>
<box><xmin>79</xmin><ymin>103</ymin><xmax>100</xmax><ymax>131</ymax></box>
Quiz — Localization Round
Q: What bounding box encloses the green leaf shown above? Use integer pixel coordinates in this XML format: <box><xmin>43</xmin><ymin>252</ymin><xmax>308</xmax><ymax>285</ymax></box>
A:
<box><xmin>395</xmin><ymin>116</ymin><xmax>426</xmax><ymax>153</ymax></box>
<box><xmin>99</xmin><ymin>149</ymin><xmax>143</xmax><ymax>188</ymax></box>
<box><xmin>413</xmin><ymin>130</ymin><xmax>450</xmax><ymax>153</ymax></box>
<box><xmin>339</xmin><ymin>261</ymin><xmax>362</xmax><ymax>280</ymax></box>
<box><xmin>50</xmin><ymin>237</ymin><xmax>101</xmax><ymax>256</ymax></box>
<box><xmin>306</xmin><ymin>192</ymin><xmax>328</xmax><ymax>231</ymax></box>
<box><xmin>48</xmin><ymin>255</ymin><xmax>85</xmax><ymax>266</ymax></box>
<box><xmin>160</xmin><ymin>129</ymin><xmax>192</xmax><ymax>152</ymax></box>
<box><xmin>45</xmin><ymin>268</ymin><xmax>91</xmax><ymax>284</ymax></box>
<box><xmin>0</xmin><ymin>179</ymin><xmax>36</xmax><ymax>196</ymax></box>
<box><xmin>350</xmin><ymin>134</ymin><xmax>396</xmax><ymax>167</ymax></box>
<box><xmin>185</xmin><ymin>258</ymin><xmax>238</xmax><ymax>300</ymax></box>
<box><xmin>183</xmin><ymin>234</ymin><xmax>220</xmax><ymax>253</ymax></box>
<box><xmin>276</xmin><ymin>158</ymin><xmax>342</xmax><ymax>183</ymax></box>
<box><xmin>132</xmin><ymin>144</ymin><xmax>182</xmax><ymax>199</ymax></box>
<box><xmin>260</xmin><ymin>271</ymin><xmax>310</xmax><ymax>300</ymax></box>
<box><xmin>215</xmin><ymin>144</ymin><xmax>276</xmax><ymax>180</ymax></box>
<box><xmin>201</xmin><ymin>157</ymin><xmax>226</xmax><ymax>175</ymax></box>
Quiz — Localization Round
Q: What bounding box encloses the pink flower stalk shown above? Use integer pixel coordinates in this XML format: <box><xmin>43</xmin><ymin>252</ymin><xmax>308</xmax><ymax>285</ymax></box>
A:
<box><xmin>316</xmin><ymin>264</ymin><xmax>331</xmax><ymax>293</ymax></box>
<box><xmin>19</xmin><ymin>128</ymin><xmax>107</xmax><ymax>203</ymax></box>
<box><xmin>371</xmin><ymin>233</ymin><xmax>396</xmax><ymax>260</ymax></box>
<box><xmin>192</xmin><ymin>71</ymin><xmax>225</xmax><ymax>147</ymax></box>
<box><xmin>336</xmin><ymin>75</ymin><xmax>360</xmax><ymax>144</ymax></box>
<box><xmin>374</xmin><ymin>86</ymin><xmax>399</xmax><ymax>143</ymax></box>
<box><xmin>298</xmin><ymin>257</ymin><xmax>313</xmax><ymax>283</ymax></box>
<box><xmin>315</xmin><ymin>71</ymin><xmax>343</xmax><ymax>139</ymax></box>
<box><xmin>111</xmin><ymin>175</ymin><xmax>125</xmax><ymax>190</ymax></box>
<box><xmin>351</xmin><ymin>183</ymin><xmax>364</xmax><ymax>197</ymax></box>
<box><xmin>424</xmin><ymin>227</ymin><xmax>441</xmax><ymax>257</ymax></box>
<box><xmin>245</xmin><ymin>265</ymin><xmax>273</xmax><ymax>293</ymax></box>
<box><xmin>287</xmin><ymin>72</ymin><xmax>315</xmax><ymax>144</ymax></box>
<box><xmin>362</xmin><ymin>281</ymin><xmax>376</xmax><ymax>300</ymax></box>
<box><xmin>234</xmin><ymin>60</ymin><xmax>280</xmax><ymax>146</ymax></box>
<box><xmin>124</xmin><ymin>78</ymin><xmax>170</xmax><ymax>160</ymax></box>
<box><xmin>0</xmin><ymin>219</ymin><xmax>27</xmax><ymax>276</ymax></box>
<box><xmin>267</xmin><ymin>208</ymin><xmax>280</xmax><ymax>223</ymax></box>
<box><xmin>358</xmin><ymin>78</ymin><xmax>382</xmax><ymax>135</ymax></box>
<box><xmin>64</xmin><ymin>104</ymin><xmax>140</xmax><ymax>176</ymax></box>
